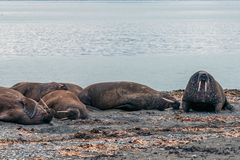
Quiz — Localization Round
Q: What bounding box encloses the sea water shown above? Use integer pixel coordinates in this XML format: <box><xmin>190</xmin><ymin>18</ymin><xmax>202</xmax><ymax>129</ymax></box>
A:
<box><xmin>0</xmin><ymin>1</ymin><xmax>240</xmax><ymax>90</ymax></box>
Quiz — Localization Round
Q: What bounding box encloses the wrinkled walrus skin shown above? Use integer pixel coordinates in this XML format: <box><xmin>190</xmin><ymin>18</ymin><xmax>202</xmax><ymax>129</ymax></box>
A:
<box><xmin>182</xmin><ymin>71</ymin><xmax>234</xmax><ymax>113</ymax></box>
<box><xmin>79</xmin><ymin>81</ymin><xmax>180</xmax><ymax>111</ymax></box>
<box><xmin>42</xmin><ymin>90</ymin><xmax>88</xmax><ymax>120</ymax></box>
<box><xmin>11</xmin><ymin>82</ymin><xmax>68</xmax><ymax>101</ymax></box>
<box><xmin>0</xmin><ymin>87</ymin><xmax>53</xmax><ymax>125</ymax></box>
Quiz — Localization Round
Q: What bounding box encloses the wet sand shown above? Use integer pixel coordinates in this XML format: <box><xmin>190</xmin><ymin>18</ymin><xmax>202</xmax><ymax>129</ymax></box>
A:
<box><xmin>0</xmin><ymin>89</ymin><xmax>240</xmax><ymax>159</ymax></box>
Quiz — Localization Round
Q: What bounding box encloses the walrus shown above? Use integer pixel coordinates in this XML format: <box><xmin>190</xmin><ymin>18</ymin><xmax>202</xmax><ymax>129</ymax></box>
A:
<box><xmin>42</xmin><ymin>90</ymin><xmax>88</xmax><ymax>120</ymax></box>
<box><xmin>0</xmin><ymin>87</ymin><xmax>53</xmax><ymax>125</ymax></box>
<box><xmin>11</xmin><ymin>82</ymin><xmax>68</xmax><ymax>101</ymax></box>
<box><xmin>78</xmin><ymin>81</ymin><xmax>180</xmax><ymax>111</ymax></box>
<box><xmin>182</xmin><ymin>71</ymin><xmax>234</xmax><ymax>113</ymax></box>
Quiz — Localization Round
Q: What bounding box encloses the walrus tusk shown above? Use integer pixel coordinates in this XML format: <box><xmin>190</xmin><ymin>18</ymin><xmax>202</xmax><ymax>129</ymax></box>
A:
<box><xmin>162</xmin><ymin>97</ymin><xmax>175</xmax><ymax>103</ymax></box>
<box><xmin>60</xmin><ymin>118</ymin><xmax>68</xmax><ymax>120</ymax></box>
<box><xmin>57</xmin><ymin>111</ymin><xmax>68</xmax><ymax>113</ymax></box>
<box><xmin>40</xmin><ymin>99</ymin><xmax>48</xmax><ymax>108</ymax></box>
<box><xmin>198</xmin><ymin>81</ymin><xmax>201</xmax><ymax>92</ymax></box>
<box><xmin>39</xmin><ymin>99</ymin><xmax>49</xmax><ymax>114</ymax></box>
<box><xmin>205</xmin><ymin>82</ymin><xmax>208</xmax><ymax>92</ymax></box>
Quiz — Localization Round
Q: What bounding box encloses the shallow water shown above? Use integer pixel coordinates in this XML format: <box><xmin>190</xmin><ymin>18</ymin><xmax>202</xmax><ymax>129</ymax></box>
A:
<box><xmin>0</xmin><ymin>1</ymin><xmax>240</xmax><ymax>90</ymax></box>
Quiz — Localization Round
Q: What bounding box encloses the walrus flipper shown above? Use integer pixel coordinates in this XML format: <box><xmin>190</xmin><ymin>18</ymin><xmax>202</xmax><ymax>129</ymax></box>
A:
<box><xmin>225</xmin><ymin>104</ymin><xmax>235</xmax><ymax>112</ymax></box>
<box><xmin>115</xmin><ymin>104</ymin><xmax>141</xmax><ymax>111</ymax></box>
<box><xmin>22</xmin><ymin>103</ymin><xmax>37</xmax><ymax>119</ymax></box>
<box><xmin>224</xmin><ymin>101</ymin><xmax>235</xmax><ymax>112</ymax></box>
<box><xmin>223</xmin><ymin>98</ymin><xmax>235</xmax><ymax>112</ymax></box>
<box><xmin>86</xmin><ymin>105</ymin><xmax>102</xmax><ymax>111</ymax></box>
<box><xmin>182</xmin><ymin>101</ymin><xmax>190</xmax><ymax>112</ymax></box>
<box><xmin>0</xmin><ymin>114</ymin><xmax>11</xmax><ymax>122</ymax></box>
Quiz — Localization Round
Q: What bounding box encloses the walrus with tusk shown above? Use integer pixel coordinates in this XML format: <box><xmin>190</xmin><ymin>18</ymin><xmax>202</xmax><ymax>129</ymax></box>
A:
<box><xmin>182</xmin><ymin>71</ymin><xmax>235</xmax><ymax>113</ymax></box>
<box><xmin>42</xmin><ymin>90</ymin><xmax>89</xmax><ymax>120</ymax></box>
<box><xmin>78</xmin><ymin>81</ymin><xmax>180</xmax><ymax>111</ymax></box>
<box><xmin>0</xmin><ymin>87</ymin><xmax>53</xmax><ymax>125</ymax></box>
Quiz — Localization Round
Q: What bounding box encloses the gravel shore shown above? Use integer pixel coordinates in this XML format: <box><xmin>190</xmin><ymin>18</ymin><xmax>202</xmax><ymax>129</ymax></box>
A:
<box><xmin>0</xmin><ymin>89</ymin><xmax>240</xmax><ymax>159</ymax></box>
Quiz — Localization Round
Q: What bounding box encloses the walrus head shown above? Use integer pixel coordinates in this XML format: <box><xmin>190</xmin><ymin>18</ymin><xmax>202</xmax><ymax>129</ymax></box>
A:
<box><xmin>56</xmin><ymin>109</ymin><xmax>80</xmax><ymax>120</ymax></box>
<box><xmin>161</xmin><ymin>97</ymin><xmax>180</xmax><ymax>110</ymax></box>
<box><xmin>19</xmin><ymin>98</ymin><xmax>53</xmax><ymax>124</ymax></box>
<box><xmin>56</xmin><ymin>106</ymin><xmax>89</xmax><ymax>120</ymax></box>
<box><xmin>152</xmin><ymin>95</ymin><xmax>180</xmax><ymax>111</ymax></box>
<box><xmin>183</xmin><ymin>70</ymin><xmax>217</xmax><ymax>104</ymax></box>
<box><xmin>197</xmin><ymin>71</ymin><xmax>210</xmax><ymax>93</ymax></box>
<box><xmin>38</xmin><ymin>99</ymin><xmax>54</xmax><ymax>123</ymax></box>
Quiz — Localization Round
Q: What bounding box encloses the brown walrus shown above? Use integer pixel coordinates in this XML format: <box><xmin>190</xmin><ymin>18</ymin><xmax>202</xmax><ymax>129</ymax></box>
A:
<box><xmin>42</xmin><ymin>90</ymin><xmax>88</xmax><ymax>120</ymax></box>
<box><xmin>59</xmin><ymin>83</ymin><xmax>83</xmax><ymax>96</ymax></box>
<box><xmin>182</xmin><ymin>71</ymin><xmax>234</xmax><ymax>113</ymax></box>
<box><xmin>79</xmin><ymin>81</ymin><xmax>180</xmax><ymax>111</ymax></box>
<box><xmin>11</xmin><ymin>82</ymin><xmax>68</xmax><ymax>101</ymax></box>
<box><xmin>0</xmin><ymin>87</ymin><xmax>53</xmax><ymax>125</ymax></box>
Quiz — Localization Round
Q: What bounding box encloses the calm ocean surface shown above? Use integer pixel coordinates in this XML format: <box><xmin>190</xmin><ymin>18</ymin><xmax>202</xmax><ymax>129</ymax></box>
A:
<box><xmin>0</xmin><ymin>1</ymin><xmax>240</xmax><ymax>90</ymax></box>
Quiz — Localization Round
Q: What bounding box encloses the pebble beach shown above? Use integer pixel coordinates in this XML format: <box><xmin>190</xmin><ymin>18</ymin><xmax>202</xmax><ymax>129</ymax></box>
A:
<box><xmin>0</xmin><ymin>89</ymin><xmax>239</xmax><ymax>159</ymax></box>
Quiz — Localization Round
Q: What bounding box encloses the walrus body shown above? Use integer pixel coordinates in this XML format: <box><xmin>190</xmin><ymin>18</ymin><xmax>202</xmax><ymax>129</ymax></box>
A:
<box><xmin>0</xmin><ymin>87</ymin><xmax>53</xmax><ymax>124</ymax></box>
<box><xmin>79</xmin><ymin>82</ymin><xmax>180</xmax><ymax>111</ymax></box>
<box><xmin>59</xmin><ymin>83</ymin><xmax>83</xmax><ymax>96</ymax></box>
<box><xmin>11</xmin><ymin>82</ymin><xmax>67</xmax><ymax>101</ymax></box>
<box><xmin>42</xmin><ymin>90</ymin><xmax>88</xmax><ymax>120</ymax></box>
<box><xmin>182</xmin><ymin>71</ymin><xmax>234</xmax><ymax>113</ymax></box>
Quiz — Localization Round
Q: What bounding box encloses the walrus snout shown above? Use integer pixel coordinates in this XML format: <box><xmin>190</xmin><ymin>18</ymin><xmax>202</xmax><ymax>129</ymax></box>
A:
<box><xmin>37</xmin><ymin>99</ymin><xmax>53</xmax><ymax>123</ymax></box>
<box><xmin>161</xmin><ymin>97</ymin><xmax>180</xmax><ymax>110</ymax></box>
<box><xmin>67</xmin><ymin>108</ymin><xmax>89</xmax><ymax>120</ymax></box>
<box><xmin>56</xmin><ymin>108</ymin><xmax>80</xmax><ymax>120</ymax></box>
<box><xmin>42</xmin><ymin>113</ymin><xmax>53</xmax><ymax>123</ymax></box>
<box><xmin>31</xmin><ymin>105</ymin><xmax>53</xmax><ymax>124</ymax></box>
<box><xmin>79</xmin><ymin>109</ymin><xmax>89</xmax><ymax>119</ymax></box>
<box><xmin>39</xmin><ymin>99</ymin><xmax>54</xmax><ymax>115</ymax></box>
<box><xmin>198</xmin><ymin>72</ymin><xmax>209</xmax><ymax>92</ymax></box>
<box><xmin>67</xmin><ymin>109</ymin><xmax>80</xmax><ymax>120</ymax></box>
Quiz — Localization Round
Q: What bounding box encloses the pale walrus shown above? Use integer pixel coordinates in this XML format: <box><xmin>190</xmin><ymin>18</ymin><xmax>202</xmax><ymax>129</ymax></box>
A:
<box><xmin>182</xmin><ymin>71</ymin><xmax>234</xmax><ymax>113</ymax></box>
<box><xmin>0</xmin><ymin>87</ymin><xmax>53</xmax><ymax>125</ymax></box>
<box><xmin>79</xmin><ymin>81</ymin><xmax>180</xmax><ymax>111</ymax></box>
<box><xmin>42</xmin><ymin>90</ymin><xmax>88</xmax><ymax>120</ymax></box>
<box><xmin>11</xmin><ymin>82</ymin><xmax>68</xmax><ymax>101</ymax></box>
